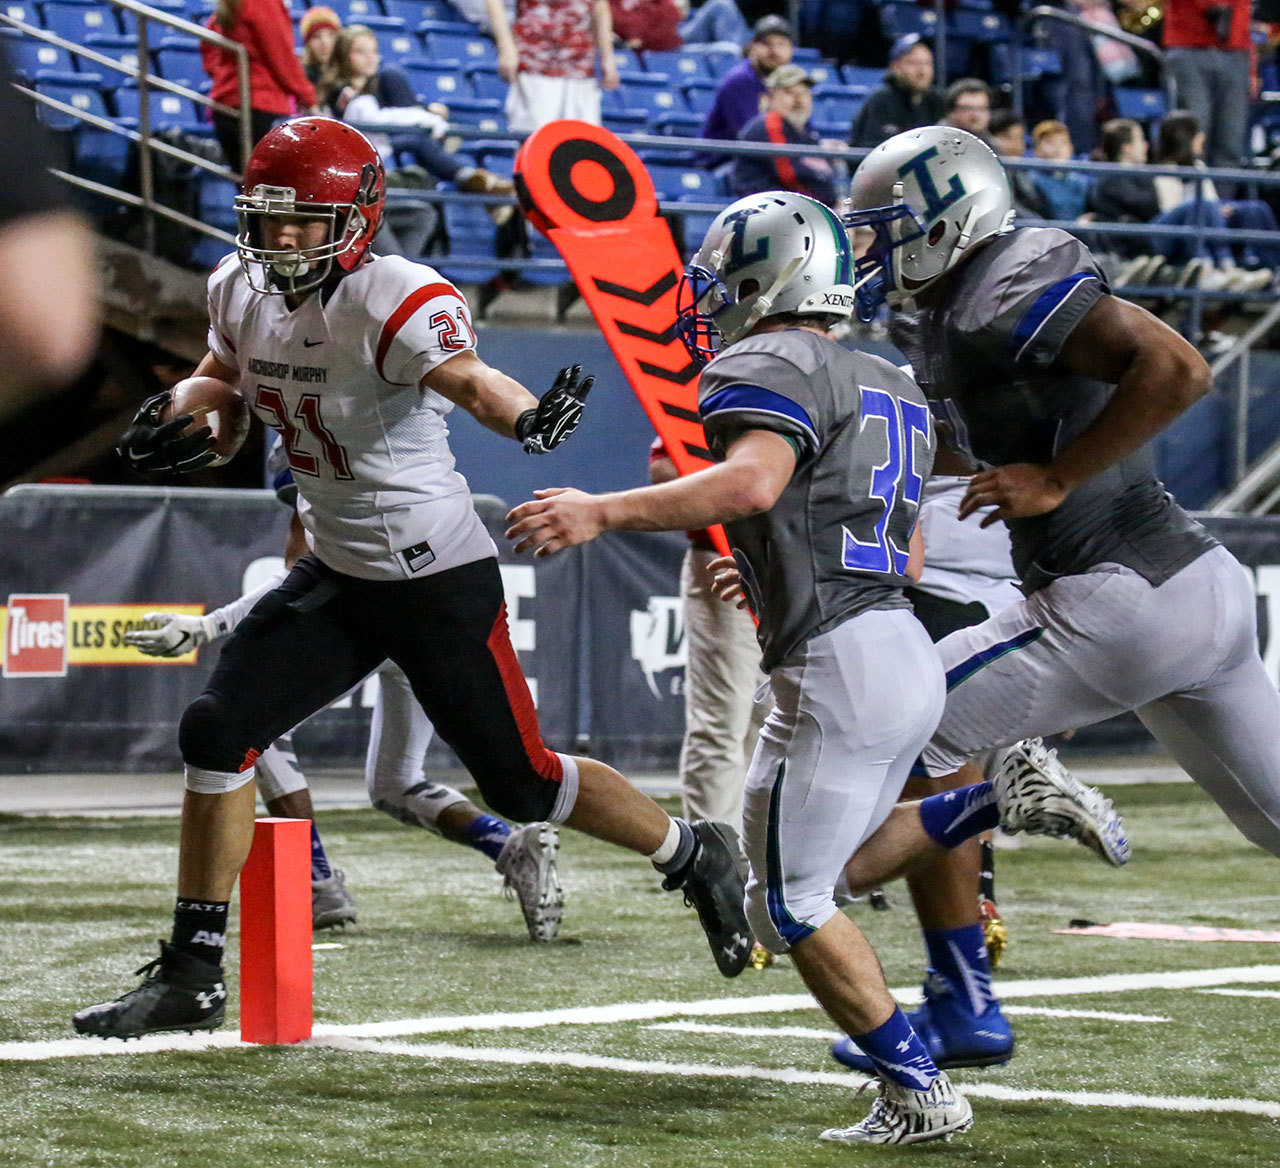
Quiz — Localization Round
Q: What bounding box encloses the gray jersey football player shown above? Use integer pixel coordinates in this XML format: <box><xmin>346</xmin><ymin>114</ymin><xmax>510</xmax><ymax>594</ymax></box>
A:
<box><xmin>833</xmin><ymin>125</ymin><xmax>1280</xmax><ymax>1078</ymax></box>
<box><xmin>506</xmin><ymin>190</ymin><xmax>1126</xmax><ymax>1147</ymax></box>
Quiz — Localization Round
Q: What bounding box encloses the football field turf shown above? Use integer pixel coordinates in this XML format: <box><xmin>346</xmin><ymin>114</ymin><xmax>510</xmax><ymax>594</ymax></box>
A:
<box><xmin>1</xmin><ymin>782</ymin><xmax>1277</xmax><ymax>1167</ymax></box>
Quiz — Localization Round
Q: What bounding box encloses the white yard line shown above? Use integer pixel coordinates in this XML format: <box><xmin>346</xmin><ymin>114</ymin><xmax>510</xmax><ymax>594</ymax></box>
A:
<box><xmin>313</xmin><ymin>1036</ymin><xmax>1280</xmax><ymax>1119</ymax></box>
<box><xmin>5</xmin><ymin>964</ymin><xmax>1275</xmax><ymax>1063</ymax></box>
<box><xmin>1196</xmin><ymin>988</ymin><xmax>1280</xmax><ymax>999</ymax></box>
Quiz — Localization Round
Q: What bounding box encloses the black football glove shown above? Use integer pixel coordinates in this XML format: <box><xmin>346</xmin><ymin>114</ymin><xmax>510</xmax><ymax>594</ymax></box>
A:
<box><xmin>117</xmin><ymin>390</ymin><xmax>217</xmax><ymax>475</ymax></box>
<box><xmin>514</xmin><ymin>364</ymin><xmax>594</xmax><ymax>454</ymax></box>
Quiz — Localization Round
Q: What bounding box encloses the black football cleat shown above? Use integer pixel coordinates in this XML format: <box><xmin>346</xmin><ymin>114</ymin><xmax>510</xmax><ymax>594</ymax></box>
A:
<box><xmin>72</xmin><ymin>942</ymin><xmax>227</xmax><ymax>1039</ymax></box>
<box><xmin>663</xmin><ymin>820</ymin><xmax>754</xmax><ymax>978</ymax></box>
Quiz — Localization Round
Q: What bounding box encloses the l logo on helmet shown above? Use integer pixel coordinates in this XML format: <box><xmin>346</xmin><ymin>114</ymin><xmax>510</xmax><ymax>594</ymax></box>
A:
<box><xmin>896</xmin><ymin>147</ymin><xmax>965</xmax><ymax>221</ymax></box>
<box><xmin>722</xmin><ymin>207</ymin><xmax>768</xmax><ymax>274</ymax></box>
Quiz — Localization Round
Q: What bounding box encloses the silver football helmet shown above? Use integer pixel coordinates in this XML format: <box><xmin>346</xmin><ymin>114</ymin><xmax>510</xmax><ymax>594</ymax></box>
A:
<box><xmin>844</xmin><ymin>126</ymin><xmax>1014</xmax><ymax>316</ymax></box>
<box><xmin>676</xmin><ymin>191</ymin><xmax>858</xmax><ymax>360</ymax></box>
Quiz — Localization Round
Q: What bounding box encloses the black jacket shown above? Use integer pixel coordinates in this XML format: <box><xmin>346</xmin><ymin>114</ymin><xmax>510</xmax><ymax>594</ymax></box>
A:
<box><xmin>1086</xmin><ymin>172</ymin><xmax>1160</xmax><ymax>222</ymax></box>
<box><xmin>849</xmin><ymin>74</ymin><xmax>945</xmax><ymax>148</ymax></box>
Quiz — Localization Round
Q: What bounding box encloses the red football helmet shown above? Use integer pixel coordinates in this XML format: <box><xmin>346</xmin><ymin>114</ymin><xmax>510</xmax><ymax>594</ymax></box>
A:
<box><xmin>235</xmin><ymin>117</ymin><xmax>385</xmax><ymax>295</ymax></box>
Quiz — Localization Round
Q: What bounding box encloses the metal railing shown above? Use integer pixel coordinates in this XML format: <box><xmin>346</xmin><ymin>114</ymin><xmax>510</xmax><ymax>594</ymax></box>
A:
<box><xmin>1014</xmin><ymin>6</ymin><xmax>1165</xmax><ymax>125</ymax></box>
<box><xmin>1</xmin><ymin>0</ymin><xmax>250</xmax><ymax>254</ymax></box>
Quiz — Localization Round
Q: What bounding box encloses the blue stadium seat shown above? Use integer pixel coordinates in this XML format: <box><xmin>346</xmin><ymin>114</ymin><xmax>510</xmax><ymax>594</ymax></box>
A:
<box><xmin>115</xmin><ymin>0</ymin><xmax>186</xmax><ymax>35</ymax></box>
<box><xmin>805</xmin><ymin>60</ymin><xmax>840</xmax><ymax>86</ymax></box>
<box><xmin>412</xmin><ymin>0</ymin><xmax>466</xmax><ymax>21</ymax></box>
<box><xmin>40</xmin><ymin>1</ymin><xmax>118</xmax><ymax>40</ymax></box>
<box><xmin>422</xmin><ymin>28</ymin><xmax>496</xmax><ymax>67</ymax></box>
<box><xmin>435</xmin><ymin>178</ymin><xmax>506</xmax><ymax>284</ymax></box>
<box><xmin>949</xmin><ymin>9</ymin><xmax>1010</xmax><ymax>43</ymax></box>
<box><xmin>400</xmin><ymin>59</ymin><xmax>467</xmax><ymax>102</ymax></box>
<box><xmin>335</xmin><ymin>0</ymin><xmax>385</xmax><ymax>20</ymax></box>
<box><xmin>1113</xmin><ymin>87</ymin><xmax>1168</xmax><ymax>123</ymax></box>
<box><xmin>1</xmin><ymin>2</ymin><xmax>40</xmax><ymax>28</ymax></box>
<box><xmin>73</xmin><ymin>122</ymin><xmax>130</xmax><ymax>187</ymax></box>
<box><xmin>648</xmin><ymin>163</ymin><xmax>724</xmax><ymax>203</ymax></box>
<box><xmin>840</xmin><ymin>64</ymin><xmax>884</xmax><ymax>88</ymax></box>
<box><xmin>877</xmin><ymin>3</ymin><xmax>939</xmax><ymax>41</ymax></box>
<box><xmin>4</xmin><ymin>32</ymin><xmax>75</xmax><ymax>79</ymax></box>
<box><xmin>467</xmin><ymin>64</ymin><xmax>507</xmax><ymax>103</ymax></box>
<box><xmin>115</xmin><ymin>84</ymin><xmax>203</xmax><ymax>130</ymax></box>
<box><xmin>681</xmin><ymin>80</ymin><xmax>717</xmax><ymax>115</ymax></box>
<box><xmin>652</xmin><ymin>109</ymin><xmax>701</xmax><ymax>137</ymax></box>
<box><xmin>791</xmin><ymin>46</ymin><xmax>822</xmax><ymax>64</ymax></box>
<box><xmin>682</xmin><ymin>44</ymin><xmax>737</xmax><ymax>77</ymax></box>
<box><xmin>153</xmin><ymin>37</ymin><xmax>205</xmax><ymax>88</ymax></box>
<box><xmin>82</xmin><ymin>32</ymin><xmax>141</xmax><ymax>77</ymax></box>
<box><xmin>989</xmin><ymin>44</ymin><xmax>1062</xmax><ymax>85</ymax></box>
<box><xmin>642</xmin><ymin>49</ymin><xmax>709</xmax><ymax>81</ymax></box>
<box><xmin>414</xmin><ymin>17</ymin><xmax>476</xmax><ymax>37</ymax></box>
<box><xmin>811</xmin><ymin>84</ymin><xmax>866</xmax><ymax>129</ymax></box>
<box><xmin>191</xmin><ymin>175</ymin><xmax>237</xmax><ymax>270</ymax></box>
<box><xmin>445</xmin><ymin>95</ymin><xmax>501</xmax><ymax>122</ymax></box>
<box><xmin>33</xmin><ymin>72</ymin><xmax>108</xmax><ymax>129</ymax></box>
<box><xmin>360</xmin><ymin>16</ymin><xmax>419</xmax><ymax>63</ymax></box>
<box><xmin>613</xmin><ymin>45</ymin><xmax>643</xmax><ymax>73</ymax></box>
<box><xmin>601</xmin><ymin>108</ymin><xmax>647</xmax><ymax>134</ymax></box>
<box><xmin>616</xmin><ymin>75</ymin><xmax>685</xmax><ymax>118</ymax></box>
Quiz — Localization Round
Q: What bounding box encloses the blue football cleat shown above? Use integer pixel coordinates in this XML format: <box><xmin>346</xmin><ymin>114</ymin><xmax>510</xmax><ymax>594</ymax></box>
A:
<box><xmin>831</xmin><ymin>980</ymin><xmax>1014</xmax><ymax>1074</ymax></box>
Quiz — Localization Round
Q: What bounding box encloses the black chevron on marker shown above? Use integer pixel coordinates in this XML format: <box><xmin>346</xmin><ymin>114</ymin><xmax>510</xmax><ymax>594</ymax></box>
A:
<box><xmin>615</xmin><ymin>319</ymin><xmax>680</xmax><ymax>345</ymax></box>
<box><xmin>660</xmin><ymin>401</ymin><xmax>701</xmax><ymax>424</ymax></box>
<box><xmin>682</xmin><ymin>442</ymin><xmax>714</xmax><ymax>462</ymax></box>
<box><xmin>593</xmin><ymin>272</ymin><xmax>677</xmax><ymax>305</ymax></box>
<box><xmin>637</xmin><ymin>357</ymin><xmax>702</xmax><ymax>384</ymax></box>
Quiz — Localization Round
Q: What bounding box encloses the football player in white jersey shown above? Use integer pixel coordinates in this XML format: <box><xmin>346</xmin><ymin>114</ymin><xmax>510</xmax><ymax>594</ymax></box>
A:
<box><xmin>74</xmin><ymin>117</ymin><xmax>752</xmax><ymax>1040</ymax></box>
<box><xmin>506</xmin><ymin>190</ymin><xmax>1127</xmax><ymax>1145</ymax></box>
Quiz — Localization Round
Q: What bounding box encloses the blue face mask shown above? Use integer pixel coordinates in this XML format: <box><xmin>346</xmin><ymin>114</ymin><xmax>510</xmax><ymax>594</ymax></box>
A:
<box><xmin>675</xmin><ymin>263</ymin><xmax>733</xmax><ymax>363</ymax></box>
<box><xmin>842</xmin><ymin>203</ymin><xmax>925</xmax><ymax>320</ymax></box>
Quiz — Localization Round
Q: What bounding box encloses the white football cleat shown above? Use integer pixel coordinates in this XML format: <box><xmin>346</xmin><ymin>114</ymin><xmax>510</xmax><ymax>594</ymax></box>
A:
<box><xmin>496</xmin><ymin>822</ymin><xmax>564</xmax><ymax>943</ymax></box>
<box><xmin>820</xmin><ymin>1072</ymin><xmax>974</xmax><ymax>1145</ymax></box>
<box><xmin>995</xmin><ymin>738</ymin><xmax>1130</xmax><ymax>866</ymax></box>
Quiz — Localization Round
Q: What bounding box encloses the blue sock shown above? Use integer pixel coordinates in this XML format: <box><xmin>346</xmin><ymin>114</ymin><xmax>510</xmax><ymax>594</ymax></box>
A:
<box><xmin>924</xmin><ymin>924</ymin><xmax>994</xmax><ymax>1015</ymax></box>
<box><xmin>464</xmin><ymin>814</ymin><xmax>511</xmax><ymax>862</ymax></box>
<box><xmin>310</xmin><ymin>821</ymin><xmax>332</xmax><ymax>882</ymax></box>
<box><xmin>853</xmin><ymin>1008</ymin><xmax>939</xmax><ymax>1090</ymax></box>
<box><xmin>918</xmin><ymin>782</ymin><xmax>999</xmax><ymax>850</ymax></box>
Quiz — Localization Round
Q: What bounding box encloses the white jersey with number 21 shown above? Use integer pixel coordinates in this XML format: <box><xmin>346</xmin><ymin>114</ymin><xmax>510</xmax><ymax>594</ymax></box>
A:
<box><xmin>206</xmin><ymin>252</ymin><xmax>496</xmax><ymax>581</ymax></box>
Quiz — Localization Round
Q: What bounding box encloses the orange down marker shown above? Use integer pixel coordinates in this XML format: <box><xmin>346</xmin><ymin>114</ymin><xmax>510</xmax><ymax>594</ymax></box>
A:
<box><xmin>240</xmin><ymin>817</ymin><xmax>313</xmax><ymax>1044</ymax></box>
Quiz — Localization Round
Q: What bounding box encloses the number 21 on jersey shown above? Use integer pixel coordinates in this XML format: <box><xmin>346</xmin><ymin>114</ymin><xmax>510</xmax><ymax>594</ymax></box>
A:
<box><xmin>842</xmin><ymin>388</ymin><xmax>930</xmax><ymax>576</ymax></box>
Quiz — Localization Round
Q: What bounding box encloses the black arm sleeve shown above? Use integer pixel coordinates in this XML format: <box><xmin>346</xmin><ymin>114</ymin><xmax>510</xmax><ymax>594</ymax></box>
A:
<box><xmin>0</xmin><ymin>44</ymin><xmax>69</xmax><ymax>229</ymax></box>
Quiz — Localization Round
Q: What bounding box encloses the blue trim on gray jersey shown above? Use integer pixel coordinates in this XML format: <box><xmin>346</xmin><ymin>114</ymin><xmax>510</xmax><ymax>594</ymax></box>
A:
<box><xmin>1010</xmin><ymin>271</ymin><xmax>1097</xmax><ymax>360</ymax></box>
<box><xmin>766</xmin><ymin>760</ymin><xmax>816</xmax><ymax>948</ymax></box>
<box><xmin>700</xmin><ymin>384</ymin><xmax>818</xmax><ymax>449</ymax></box>
<box><xmin>945</xmin><ymin>626</ymin><xmax>1046</xmax><ymax>691</ymax></box>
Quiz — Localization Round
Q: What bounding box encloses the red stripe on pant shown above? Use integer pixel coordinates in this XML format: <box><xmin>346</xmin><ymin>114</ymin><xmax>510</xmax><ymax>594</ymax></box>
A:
<box><xmin>486</xmin><ymin>601</ymin><xmax>563</xmax><ymax>783</ymax></box>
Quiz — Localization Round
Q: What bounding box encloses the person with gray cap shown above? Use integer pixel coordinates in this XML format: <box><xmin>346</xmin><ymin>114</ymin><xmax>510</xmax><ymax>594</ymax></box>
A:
<box><xmin>731</xmin><ymin>62</ymin><xmax>842</xmax><ymax>206</ymax></box>
<box><xmin>698</xmin><ymin>14</ymin><xmax>794</xmax><ymax>160</ymax></box>
<box><xmin>849</xmin><ymin>33</ymin><xmax>944</xmax><ymax>149</ymax></box>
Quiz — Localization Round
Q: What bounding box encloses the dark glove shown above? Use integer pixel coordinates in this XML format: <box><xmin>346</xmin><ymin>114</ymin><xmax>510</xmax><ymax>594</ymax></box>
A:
<box><xmin>514</xmin><ymin>364</ymin><xmax>594</xmax><ymax>454</ymax></box>
<box><xmin>117</xmin><ymin>391</ymin><xmax>217</xmax><ymax>475</ymax></box>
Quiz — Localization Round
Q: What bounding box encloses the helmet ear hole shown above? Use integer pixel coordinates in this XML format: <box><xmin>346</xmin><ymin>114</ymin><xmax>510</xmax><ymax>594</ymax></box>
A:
<box><xmin>927</xmin><ymin>220</ymin><xmax>947</xmax><ymax>246</ymax></box>
<box><xmin>738</xmin><ymin>277</ymin><xmax>761</xmax><ymax>298</ymax></box>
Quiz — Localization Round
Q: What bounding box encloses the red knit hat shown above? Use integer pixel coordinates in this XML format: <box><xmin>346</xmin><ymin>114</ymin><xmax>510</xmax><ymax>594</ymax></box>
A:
<box><xmin>300</xmin><ymin>6</ymin><xmax>341</xmax><ymax>42</ymax></box>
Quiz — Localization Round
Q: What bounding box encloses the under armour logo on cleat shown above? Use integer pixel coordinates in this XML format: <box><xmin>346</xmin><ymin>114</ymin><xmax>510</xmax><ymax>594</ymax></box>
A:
<box><xmin>195</xmin><ymin>985</ymin><xmax>227</xmax><ymax>1011</ymax></box>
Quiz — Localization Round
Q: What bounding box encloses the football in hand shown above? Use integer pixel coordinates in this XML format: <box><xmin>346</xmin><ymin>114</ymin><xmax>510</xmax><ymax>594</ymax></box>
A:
<box><xmin>162</xmin><ymin>376</ymin><xmax>251</xmax><ymax>468</ymax></box>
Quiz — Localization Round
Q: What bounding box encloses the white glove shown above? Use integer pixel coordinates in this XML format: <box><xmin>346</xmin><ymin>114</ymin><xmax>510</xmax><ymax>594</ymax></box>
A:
<box><xmin>124</xmin><ymin>612</ymin><xmax>216</xmax><ymax>657</ymax></box>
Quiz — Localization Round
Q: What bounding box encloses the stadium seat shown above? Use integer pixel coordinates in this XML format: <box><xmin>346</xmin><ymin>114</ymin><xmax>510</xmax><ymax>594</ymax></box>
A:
<box><xmin>115</xmin><ymin>0</ymin><xmax>185</xmax><ymax>35</ymax></box>
<box><xmin>840</xmin><ymin>64</ymin><xmax>884</xmax><ymax>88</ymax></box>
<box><xmin>615</xmin><ymin>74</ymin><xmax>685</xmax><ymax>118</ymax></box>
<box><xmin>40</xmin><ymin>1</ymin><xmax>118</xmax><ymax>40</ymax></box>
<box><xmin>467</xmin><ymin>64</ymin><xmax>507</xmax><ymax>103</ymax></box>
<box><xmin>412</xmin><ymin>0</ymin><xmax>466</xmax><ymax>21</ymax></box>
<box><xmin>877</xmin><ymin>2</ymin><xmax>939</xmax><ymax>42</ymax></box>
<box><xmin>442</xmin><ymin>95</ymin><xmax>501</xmax><ymax>123</ymax></box>
<box><xmin>336</xmin><ymin>0</ymin><xmax>385</xmax><ymax>20</ymax></box>
<box><xmin>1113</xmin><ymin>87</ymin><xmax>1168</xmax><ymax>123</ymax></box>
<box><xmin>989</xmin><ymin>43</ymin><xmax>1062</xmax><ymax>86</ymax></box>
<box><xmin>682</xmin><ymin>44</ymin><xmax>737</xmax><ymax>77</ymax></box>
<box><xmin>400</xmin><ymin>59</ymin><xmax>467</xmax><ymax>102</ymax></box>
<box><xmin>81</xmin><ymin>32</ymin><xmax>141</xmax><ymax>77</ymax></box>
<box><xmin>153</xmin><ymin>37</ymin><xmax>205</xmax><ymax>88</ymax></box>
<box><xmin>421</xmin><ymin>28</ymin><xmax>497</xmax><ymax>67</ymax></box>
<box><xmin>191</xmin><ymin>174</ymin><xmax>237</xmax><ymax>269</ymax></box>
<box><xmin>33</xmin><ymin>71</ymin><xmax>108</xmax><ymax>129</ymax></box>
<box><xmin>1</xmin><ymin>2</ymin><xmax>40</xmax><ymax>28</ymax></box>
<box><xmin>805</xmin><ymin>61</ymin><xmax>839</xmax><ymax>86</ymax></box>
<box><xmin>949</xmin><ymin>9</ymin><xmax>1010</xmax><ymax>43</ymax></box>
<box><xmin>601</xmin><ymin>108</ymin><xmax>647</xmax><ymax>134</ymax></box>
<box><xmin>648</xmin><ymin>163</ymin><xmax>724</xmax><ymax>203</ymax></box>
<box><xmin>681</xmin><ymin>80</ymin><xmax>717</xmax><ymax>115</ymax></box>
<box><xmin>652</xmin><ymin>109</ymin><xmax>702</xmax><ymax>137</ymax></box>
<box><xmin>115</xmin><ymin>84</ymin><xmax>203</xmax><ymax>130</ymax></box>
<box><xmin>791</xmin><ymin>46</ymin><xmax>822</xmax><ymax>64</ymax></box>
<box><xmin>811</xmin><ymin>85</ymin><xmax>866</xmax><ymax>130</ymax></box>
<box><xmin>613</xmin><ymin>45</ymin><xmax>643</xmax><ymax>73</ymax></box>
<box><xmin>359</xmin><ymin>15</ymin><xmax>419</xmax><ymax>63</ymax></box>
<box><xmin>642</xmin><ymin>49</ymin><xmax>709</xmax><ymax>81</ymax></box>
<box><xmin>3</xmin><ymin>32</ymin><xmax>75</xmax><ymax>79</ymax></box>
<box><xmin>73</xmin><ymin>122</ymin><xmax>130</xmax><ymax>187</ymax></box>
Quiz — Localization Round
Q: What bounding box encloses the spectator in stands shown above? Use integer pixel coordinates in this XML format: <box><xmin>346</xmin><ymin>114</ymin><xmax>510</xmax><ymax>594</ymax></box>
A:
<box><xmin>1152</xmin><ymin>109</ymin><xmax>1277</xmax><ymax>284</ymax></box>
<box><xmin>676</xmin><ymin>0</ymin><xmax>750</xmax><ymax>46</ymax></box>
<box><xmin>200</xmin><ymin>0</ymin><xmax>318</xmax><ymax>172</ymax></box>
<box><xmin>1163</xmin><ymin>0</ymin><xmax>1251</xmax><ymax>169</ymax></box>
<box><xmin>989</xmin><ymin>108</ymin><xmax>1049</xmax><ymax>217</ymax></box>
<box><xmin>698</xmin><ymin>14</ymin><xmax>794</xmax><ymax>155</ymax></box>
<box><xmin>331</xmin><ymin>26</ymin><xmax>516</xmax><ymax>227</ymax></box>
<box><xmin>1028</xmin><ymin>119</ymin><xmax>1091</xmax><ymax>220</ymax></box>
<box><xmin>300</xmin><ymin>6</ymin><xmax>341</xmax><ymax>93</ymax></box>
<box><xmin>487</xmin><ymin>0</ymin><xmax>619</xmax><ymax>133</ymax></box>
<box><xmin>610</xmin><ymin>0</ymin><xmax>747</xmax><ymax>52</ymax></box>
<box><xmin>848</xmin><ymin>34</ymin><xmax>944</xmax><ymax>149</ymax></box>
<box><xmin>1086</xmin><ymin>117</ymin><xmax>1160</xmax><ymax>277</ymax></box>
<box><xmin>1071</xmin><ymin>0</ymin><xmax>1142</xmax><ymax>83</ymax></box>
<box><xmin>730</xmin><ymin>63</ymin><xmax>841</xmax><ymax>206</ymax></box>
<box><xmin>938</xmin><ymin>78</ymin><xmax>993</xmax><ymax>145</ymax></box>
